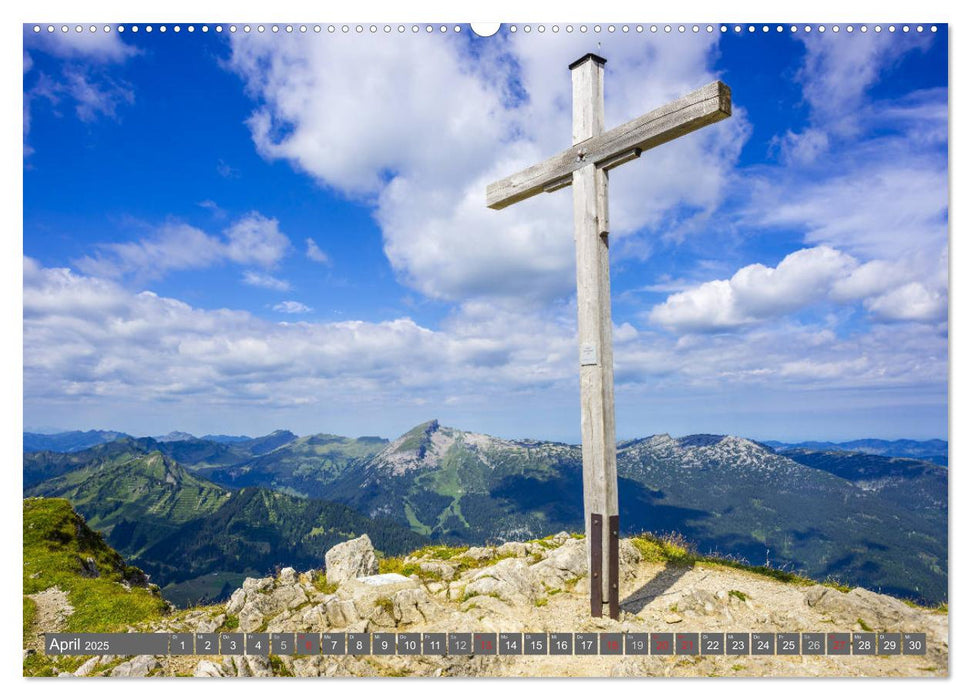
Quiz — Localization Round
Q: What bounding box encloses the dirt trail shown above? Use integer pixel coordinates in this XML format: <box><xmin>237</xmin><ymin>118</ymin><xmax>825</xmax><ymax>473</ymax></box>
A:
<box><xmin>26</xmin><ymin>586</ymin><xmax>73</xmax><ymax>650</ymax></box>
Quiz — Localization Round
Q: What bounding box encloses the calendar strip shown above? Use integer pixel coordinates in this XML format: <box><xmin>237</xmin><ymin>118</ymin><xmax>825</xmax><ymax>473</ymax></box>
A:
<box><xmin>44</xmin><ymin>631</ymin><xmax>925</xmax><ymax>657</ymax></box>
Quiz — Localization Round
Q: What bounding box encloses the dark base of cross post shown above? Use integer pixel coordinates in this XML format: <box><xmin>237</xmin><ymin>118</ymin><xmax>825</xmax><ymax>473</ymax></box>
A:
<box><xmin>590</xmin><ymin>512</ymin><xmax>621</xmax><ymax>620</ymax></box>
<box><xmin>590</xmin><ymin>513</ymin><xmax>603</xmax><ymax>617</ymax></box>
<box><xmin>608</xmin><ymin>514</ymin><xmax>620</xmax><ymax>620</ymax></box>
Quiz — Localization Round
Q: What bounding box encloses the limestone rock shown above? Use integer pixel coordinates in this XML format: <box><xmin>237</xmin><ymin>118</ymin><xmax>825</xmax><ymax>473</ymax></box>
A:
<box><xmin>619</xmin><ymin>540</ymin><xmax>641</xmax><ymax>581</ymax></box>
<box><xmin>225</xmin><ymin>588</ymin><xmax>247</xmax><ymax>616</ymax></box>
<box><xmin>530</xmin><ymin>537</ymin><xmax>586</xmax><ymax>589</ymax></box>
<box><xmin>325</xmin><ymin>596</ymin><xmax>360</xmax><ymax>628</ymax></box>
<box><xmin>325</xmin><ymin>534</ymin><xmax>379</xmax><ymax>585</ymax></box>
<box><xmin>278</xmin><ymin>567</ymin><xmax>298</xmax><ymax>585</ymax></box>
<box><xmin>73</xmin><ymin>656</ymin><xmax>101</xmax><ymax>677</ymax></box>
<box><xmin>420</xmin><ymin>561</ymin><xmax>457</xmax><ymax>580</ymax></box>
<box><xmin>193</xmin><ymin>660</ymin><xmax>225</xmax><ymax>677</ymax></box>
<box><xmin>463</xmin><ymin>546</ymin><xmax>497</xmax><ymax>562</ymax></box>
<box><xmin>805</xmin><ymin>585</ymin><xmax>926</xmax><ymax>632</ymax></box>
<box><xmin>222</xmin><ymin>655</ymin><xmax>273</xmax><ymax>678</ymax></box>
<box><xmin>389</xmin><ymin>587</ymin><xmax>442</xmax><ymax>626</ymax></box>
<box><xmin>465</xmin><ymin>558</ymin><xmax>540</xmax><ymax>605</ymax></box>
<box><xmin>110</xmin><ymin>655</ymin><xmax>158</xmax><ymax>677</ymax></box>
<box><xmin>496</xmin><ymin>542</ymin><xmax>532</xmax><ymax>558</ymax></box>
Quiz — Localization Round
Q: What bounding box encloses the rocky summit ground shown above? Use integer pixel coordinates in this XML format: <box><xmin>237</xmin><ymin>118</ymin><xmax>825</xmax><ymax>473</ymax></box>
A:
<box><xmin>31</xmin><ymin>533</ymin><xmax>948</xmax><ymax>678</ymax></box>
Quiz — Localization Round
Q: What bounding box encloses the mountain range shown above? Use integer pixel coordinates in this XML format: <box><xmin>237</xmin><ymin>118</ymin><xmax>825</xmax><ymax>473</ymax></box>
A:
<box><xmin>765</xmin><ymin>438</ymin><xmax>948</xmax><ymax>466</ymax></box>
<box><xmin>23</xmin><ymin>422</ymin><xmax>948</xmax><ymax>605</ymax></box>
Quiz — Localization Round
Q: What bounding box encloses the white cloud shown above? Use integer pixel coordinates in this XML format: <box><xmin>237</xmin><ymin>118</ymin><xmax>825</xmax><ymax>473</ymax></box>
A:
<box><xmin>75</xmin><ymin>212</ymin><xmax>291</xmax><ymax>281</ymax></box>
<box><xmin>22</xmin><ymin>258</ymin><xmax>577</xmax><ymax>410</ymax></box>
<box><xmin>778</xmin><ymin>30</ymin><xmax>933</xmax><ymax>163</ymax></box>
<box><xmin>243</xmin><ymin>271</ymin><xmax>291</xmax><ymax>292</ymax></box>
<box><xmin>223</xmin><ymin>212</ymin><xmax>291</xmax><ymax>267</ymax></box>
<box><xmin>865</xmin><ymin>282</ymin><xmax>947</xmax><ymax>323</ymax></box>
<box><xmin>23</xmin><ymin>28</ymin><xmax>139</xmax><ymax>156</ymax></box>
<box><xmin>650</xmin><ymin>241</ymin><xmax>947</xmax><ymax>334</ymax></box>
<box><xmin>273</xmin><ymin>301</ymin><xmax>313</xmax><ymax>314</ymax></box>
<box><xmin>305</xmin><ymin>238</ymin><xmax>330</xmax><ymax>264</ymax></box>
<box><xmin>650</xmin><ymin>246</ymin><xmax>857</xmax><ymax>332</ymax></box>
<box><xmin>63</xmin><ymin>68</ymin><xmax>134</xmax><ymax>122</ymax></box>
<box><xmin>227</xmin><ymin>32</ymin><xmax>747</xmax><ymax>303</ymax></box>
<box><xmin>23</xmin><ymin>258</ymin><xmax>945</xmax><ymax>435</ymax></box>
<box><xmin>25</xmin><ymin>28</ymin><xmax>138</xmax><ymax>64</ymax></box>
<box><xmin>754</xmin><ymin>163</ymin><xmax>947</xmax><ymax>261</ymax></box>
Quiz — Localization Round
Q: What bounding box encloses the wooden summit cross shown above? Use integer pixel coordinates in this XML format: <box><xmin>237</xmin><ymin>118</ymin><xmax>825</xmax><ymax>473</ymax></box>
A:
<box><xmin>486</xmin><ymin>54</ymin><xmax>732</xmax><ymax>619</ymax></box>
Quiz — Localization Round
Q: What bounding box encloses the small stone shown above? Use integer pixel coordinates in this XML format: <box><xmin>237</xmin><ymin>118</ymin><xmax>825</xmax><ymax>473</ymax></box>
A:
<box><xmin>73</xmin><ymin>656</ymin><xmax>101</xmax><ymax>677</ymax></box>
<box><xmin>193</xmin><ymin>660</ymin><xmax>225</xmax><ymax>677</ymax></box>
<box><xmin>110</xmin><ymin>655</ymin><xmax>159</xmax><ymax>677</ymax></box>
<box><xmin>663</xmin><ymin>613</ymin><xmax>684</xmax><ymax>624</ymax></box>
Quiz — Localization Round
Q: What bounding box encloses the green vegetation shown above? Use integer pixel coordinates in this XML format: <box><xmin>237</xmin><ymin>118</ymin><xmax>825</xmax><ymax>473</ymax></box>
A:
<box><xmin>311</xmin><ymin>572</ymin><xmax>338</xmax><ymax>595</ymax></box>
<box><xmin>268</xmin><ymin>655</ymin><xmax>293</xmax><ymax>676</ymax></box>
<box><xmin>374</xmin><ymin>596</ymin><xmax>395</xmax><ymax>617</ymax></box>
<box><xmin>728</xmin><ymin>590</ymin><xmax>748</xmax><ymax>602</ymax></box>
<box><xmin>630</xmin><ymin>531</ymin><xmax>847</xmax><ymax>590</ymax></box>
<box><xmin>23</xmin><ymin>596</ymin><xmax>37</xmax><ymax>646</ymax></box>
<box><xmin>857</xmin><ymin>618</ymin><xmax>873</xmax><ymax>631</ymax></box>
<box><xmin>23</xmin><ymin>498</ymin><xmax>168</xmax><ymax>635</ymax></box>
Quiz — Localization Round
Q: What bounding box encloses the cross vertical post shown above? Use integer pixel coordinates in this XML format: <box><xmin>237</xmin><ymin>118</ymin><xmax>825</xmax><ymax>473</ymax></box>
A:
<box><xmin>570</xmin><ymin>53</ymin><xmax>619</xmax><ymax>618</ymax></box>
<box><xmin>485</xmin><ymin>53</ymin><xmax>731</xmax><ymax>621</ymax></box>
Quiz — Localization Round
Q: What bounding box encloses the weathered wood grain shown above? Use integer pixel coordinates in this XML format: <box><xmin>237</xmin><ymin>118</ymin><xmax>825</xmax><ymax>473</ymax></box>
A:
<box><xmin>570</xmin><ymin>56</ymin><xmax>619</xmax><ymax>610</ymax></box>
<box><xmin>486</xmin><ymin>81</ymin><xmax>731</xmax><ymax>209</ymax></box>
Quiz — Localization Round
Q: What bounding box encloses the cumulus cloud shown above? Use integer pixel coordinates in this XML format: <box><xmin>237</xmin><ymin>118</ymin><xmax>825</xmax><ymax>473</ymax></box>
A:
<box><xmin>223</xmin><ymin>213</ymin><xmax>291</xmax><ymax>267</ymax></box>
<box><xmin>75</xmin><ymin>212</ymin><xmax>291</xmax><ymax>282</ymax></box>
<box><xmin>650</xmin><ymin>244</ymin><xmax>947</xmax><ymax>333</ymax></box>
<box><xmin>718</xmin><ymin>33</ymin><xmax>948</xmax><ymax>341</ymax></box>
<box><xmin>865</xmin><ymin>282</ymin><xmax>947</xmax><ymax>323</ymax></box>
<box><xmin>650</xmin><ymin>247</ymin><xmax>857</xmax><ymax>332</ymax></box>
<box><xmin>226</xmin><ymin>31</ymin><xmax>747</xmax><ymax>303</ymax></box>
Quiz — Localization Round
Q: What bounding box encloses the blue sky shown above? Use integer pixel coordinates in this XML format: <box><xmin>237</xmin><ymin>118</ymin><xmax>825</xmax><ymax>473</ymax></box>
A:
<box><xmin>22</xmin><ymin>23</ymin><xmax>948</xmax><ymax>443</ymax></box>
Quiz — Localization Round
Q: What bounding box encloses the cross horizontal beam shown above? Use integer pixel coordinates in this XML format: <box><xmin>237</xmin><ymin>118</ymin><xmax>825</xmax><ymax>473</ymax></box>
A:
<box><xmin>486</xmin><ymin>81</ymin><xmax>732</xmax><ymax>210</ymax></box>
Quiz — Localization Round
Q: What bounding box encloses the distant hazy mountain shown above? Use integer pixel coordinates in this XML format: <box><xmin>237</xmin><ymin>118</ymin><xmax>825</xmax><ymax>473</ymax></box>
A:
<box><xmin>23</xmin><ymin>421</ymin><xmax>948</xmax><ymax>604</ymax></box>
<box><xmin>765</xmin><ymin>438</ymin><xmax>948</xmax><ymax>466</ymax></box>
<box><xmin>200</xmin><ymin>434</ymin><xmax>253</xmax><ymax>444</ymax></box>
<box><xmin>23</xmin><ymin>430</ymin><xmax>130</xmax><ymax>453</ymax></box>
<box><xmin>153</xmin><ymin>431</ymin><xmax>197</xmax><ymax>443</ymax></box>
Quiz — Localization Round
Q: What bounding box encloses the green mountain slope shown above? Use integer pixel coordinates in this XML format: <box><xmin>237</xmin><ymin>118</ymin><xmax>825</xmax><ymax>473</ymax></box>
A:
<box><xmin>26</xmin><ymin>449</ymin><xmax>429</xmax><ymax>607</ymax></box>
<box><xmin>137</xmin><ymin>487</ymin><xmax>429</xmax><ymax>605</ymax></box>
<box><xmin>197</xmin><ymin>433</ymin><xmax>387</xmax><ymax>498</ymax></box>
<box><xmin>23</xmin><ymin>498</ymin><xmax>168</xmax><ymax>635</ymax></box>
<box><xmin>25</xmin><ymin>451</ymin><xmax>231</xmax><ymax>556</ymax></box>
